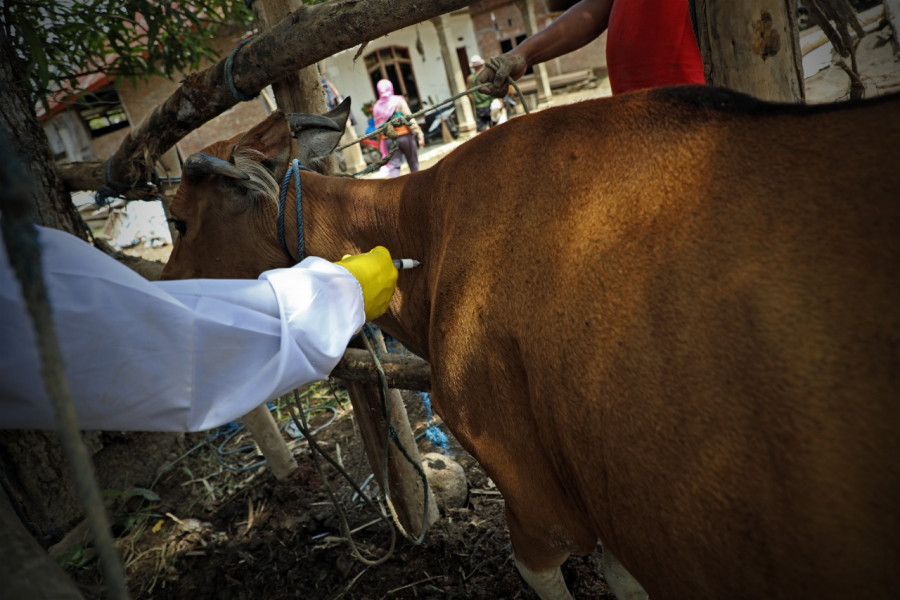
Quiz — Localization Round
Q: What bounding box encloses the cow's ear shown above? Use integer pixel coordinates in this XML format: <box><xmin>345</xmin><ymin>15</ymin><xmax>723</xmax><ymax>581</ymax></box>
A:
<box><xmin>232</xmin><ymin>110</ymin><xmax>293</xmax><ymax>181</ymax></box>
<box><xmin>286</xmin><ymin>96</ymin><xmax>351</xmax><ymax>167</ymax></box>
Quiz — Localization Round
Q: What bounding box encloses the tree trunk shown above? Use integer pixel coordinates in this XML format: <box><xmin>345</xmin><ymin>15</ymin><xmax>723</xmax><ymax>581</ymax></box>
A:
<box><xmin>0</xmin><ymin>30</ymin><xmax>94</xmax><ymax>582</ymax></box>
<box><xmin>694</xmin><ymin>0</ymin><xmax>806</xmax><ymax>102</ymax></box>
<box><xmin>1</xmin><ymin>31</ymin><xmax>182</xmax><ymax>596</ymax></box>
<box><xmin>0</xmin><ymin>492</ymin><xmax>84</xmax><ymax>599</ymax></box>
<box><xmin>0</xmin><ymin>32</ymin><xmax>86</xmax><ymax>237</ymax></box>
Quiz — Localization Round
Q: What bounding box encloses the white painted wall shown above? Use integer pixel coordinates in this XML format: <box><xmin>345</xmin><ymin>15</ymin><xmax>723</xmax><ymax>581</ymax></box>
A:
<box><xmin>448</xmin><ymin>10</ymin><xmax>481</xmax><ymax>70</ymax></box>
<box><xmin>44</xmin><ymin>111</ymin><xmax>97</xmax><ymax>163</ymax></box>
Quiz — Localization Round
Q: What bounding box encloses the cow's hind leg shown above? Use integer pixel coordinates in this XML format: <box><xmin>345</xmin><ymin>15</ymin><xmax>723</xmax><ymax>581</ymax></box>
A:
<box><xmin>506</xmin><ymin>507</ymin><xmax>574</xmax><ymax>600</ymax></box>
<box><xmin>515</xmin><ymin>558</ymin><xmax>573</xmax><ymax>600</ymax></box>
<box><xmin>601</xmin><ymin>544</ymin><xmax>649</xmax><ymax>600</ymax></box>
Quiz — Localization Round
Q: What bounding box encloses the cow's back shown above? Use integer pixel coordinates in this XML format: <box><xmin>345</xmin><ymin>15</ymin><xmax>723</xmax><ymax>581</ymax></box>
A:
<box><xmin>425</xmin><ymin>87</ymin><xmax>900</xmax><ymax>598</ymax></box>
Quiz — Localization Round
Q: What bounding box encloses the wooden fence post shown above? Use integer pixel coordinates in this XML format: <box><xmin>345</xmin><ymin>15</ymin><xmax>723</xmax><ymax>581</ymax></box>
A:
<box><xmin>694</xmin><ymin>0</ymin><xmax>806</xmax><ymax>102</ymax></box>
<box><xmin>240</xmin><ymin>405</ymin><xmax>297</xmax><ymax>479</ymax></box>
<box><xmin>338</xmin><ymin>330</ymin><xmax>438</xmax><ymax>539</ymax></box>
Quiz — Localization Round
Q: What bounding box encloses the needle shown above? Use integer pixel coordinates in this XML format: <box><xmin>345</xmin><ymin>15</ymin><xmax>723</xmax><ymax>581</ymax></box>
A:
<box><xmin>393</xmin><ymin>258</ymin><xmax>422</xmax><ymax>270</ymax></box>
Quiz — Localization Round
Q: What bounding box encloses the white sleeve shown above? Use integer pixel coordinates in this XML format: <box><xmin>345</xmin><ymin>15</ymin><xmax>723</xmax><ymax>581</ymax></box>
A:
<box><xmin>0</xmin><ymin>226</ymin><xmax>365</xmax><ymax>432</ymax></box>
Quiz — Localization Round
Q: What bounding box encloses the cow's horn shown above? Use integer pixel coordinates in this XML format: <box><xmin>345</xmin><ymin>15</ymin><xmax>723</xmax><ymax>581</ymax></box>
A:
<box><xmin>286</xmin><ymin>113</ymin><xmax>343</xmax><ymax>135</ymax></box>
<box><xmin>183</xmin><ymin>152</ymin><xmax>249</xmax><ymax>180</ymax></box>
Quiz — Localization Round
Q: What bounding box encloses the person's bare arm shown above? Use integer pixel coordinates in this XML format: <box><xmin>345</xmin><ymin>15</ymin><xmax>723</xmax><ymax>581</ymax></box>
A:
<box><xmin>397</xmin><ymin>98</ymin><xmax>425</xmax><ymax>147</ymax></box>
<box><xmin>514</xmin><ymin>0</ymin><xmax>612</xmax><ymax>67</ymax></box>
<box><xmin>477</xmin><ymin>0</ymin><xmax>613</xmax><ymax>96</ymax></box>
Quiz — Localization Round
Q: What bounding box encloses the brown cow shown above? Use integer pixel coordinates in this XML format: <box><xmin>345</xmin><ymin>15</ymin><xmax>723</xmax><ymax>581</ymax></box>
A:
<box><xmin>162</xmin><ymin>86</ymin><xmax>900</xmax><ymax>599</ymax></box>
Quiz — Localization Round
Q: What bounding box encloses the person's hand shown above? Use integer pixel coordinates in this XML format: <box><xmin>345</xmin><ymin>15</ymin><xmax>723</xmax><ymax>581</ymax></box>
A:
<box><xmin>417</xmin><ymin>132</ymin><xmax>425</xmax><ymax>148</ymax></box>
<box><xmin>335</xmin><ymin>247</ymin><xmax>398</xmax><ymax>321</ymax></box>
<box><xmin>475</xmin><ymin>54</ymin><xmax>528</xmax><ymax>98</ymax></box>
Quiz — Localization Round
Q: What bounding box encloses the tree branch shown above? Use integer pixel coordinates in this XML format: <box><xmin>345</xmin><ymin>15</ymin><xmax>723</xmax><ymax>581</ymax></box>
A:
<box><xmin>331</xmin><ymin>348</ymin><xmax>431</xmax><ymax>392</ymax></box>
<box><xmin>101</xmin><ymin>0</ymin><xmax>471</xmax><ymax>194</ymax></box>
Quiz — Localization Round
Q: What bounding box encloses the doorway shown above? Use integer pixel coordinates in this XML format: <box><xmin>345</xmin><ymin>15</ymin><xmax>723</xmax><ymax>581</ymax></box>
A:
<box><xmin>365</xmin><ymin>46</ymin><xmax>422</xmax><ymax>112</ymax></box>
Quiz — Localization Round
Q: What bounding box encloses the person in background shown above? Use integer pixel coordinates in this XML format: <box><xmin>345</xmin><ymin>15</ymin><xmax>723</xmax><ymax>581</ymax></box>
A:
<box><xmin>467</xmin><ymin>55</ymin><xmax>494</xmax><ymax>132</ymax></box>
<box><xmin>476</xmin><ymin>0</ymin><xmax>704</xmax><ymax>98</ymax></box>
<box><xmin>489</xmin><ymin>84</ymin><xmax>518</xmax><ymax>126</ymax></box>
<box><xmin>490</xmin><ymin>97</ymin><xmax>507</xmax><ymax>126</ymax></box>
<box><xmin>0</xmin><ymin>225</ymin><xmax>398</xmax><ymax>432</ymax></box>
<box><xmin>362</xmin><ymin>100</ymin><xmax>377</xmax><ymax>136</ymax></box>
<box><xmin>372</xmin><ymin>79</ymin><xmax>425</xmax><ymax>178</ymax></box>
<box><xmin>503</xmin><ymin>89</ymin><xmax>518</xmax><ymax>117</ymax></box>
<box><xmin>359</xmin><ymin>100</ymin><xmax>387</xmax><ymax>169</ymax></box>
<box><xmin>322</xmin><ymin>75</ymin><xmax>357</xmax><ymax>126</ymax></box>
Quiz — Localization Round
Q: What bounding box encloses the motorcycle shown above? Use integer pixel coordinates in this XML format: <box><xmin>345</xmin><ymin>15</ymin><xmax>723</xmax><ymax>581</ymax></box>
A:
<box><xmin>358</xmin><ymin>137</ymin><xmax>384</xmax><ymax>166</ymax></box>
<box><xmin>422</xmin><ymin>104</ymin><xmax>459</xmax><ymax>146</ymax></box>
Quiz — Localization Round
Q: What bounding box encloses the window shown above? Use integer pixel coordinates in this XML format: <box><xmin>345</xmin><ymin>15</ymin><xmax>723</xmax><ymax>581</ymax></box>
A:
<box><xmin>364</xmin><ymin>46</ymin><xmax>422</xmax><ymax>112</ymax></box>
<box><xmin>77</xmin><ymin>87</ymin><xmax>130</xmax><ymax>138</ymax></box>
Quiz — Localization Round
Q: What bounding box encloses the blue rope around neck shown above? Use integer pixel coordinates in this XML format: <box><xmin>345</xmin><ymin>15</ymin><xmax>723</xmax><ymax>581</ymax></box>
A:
<box><xmin>277</xmin><ymin>159</ymin><xmax>309</xmax><ymax>262</ymax></box>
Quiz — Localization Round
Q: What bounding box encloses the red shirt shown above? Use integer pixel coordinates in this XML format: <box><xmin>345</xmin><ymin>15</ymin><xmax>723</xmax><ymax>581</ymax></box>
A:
<box><xmin>606</xmin><ymin>0</ymin><xmax>705</xmax><ymax>94</ymax></box>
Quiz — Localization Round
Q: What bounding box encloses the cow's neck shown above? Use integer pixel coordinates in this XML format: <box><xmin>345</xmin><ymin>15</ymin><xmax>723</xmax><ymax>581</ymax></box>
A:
<box><xmin>301</xmin><ymin>171</ymin><xmax>436</xmax><ymax>359</ymax></box>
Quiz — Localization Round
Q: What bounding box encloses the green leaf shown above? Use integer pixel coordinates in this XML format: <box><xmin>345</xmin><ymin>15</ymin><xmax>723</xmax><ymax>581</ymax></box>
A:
<box><xmin>56</xmin><ymin>543</ymin><xmax>87</xmax><ymax>568</ymax></box>
<box><xmin>6</xmin><ymin>0</ymin><xmax>254</xmax><ymax>106</ymax></box>
<box><xmin>125</xmin><ymin>487</ymin><xmax>161</xmax><ymax>502</ymax></box>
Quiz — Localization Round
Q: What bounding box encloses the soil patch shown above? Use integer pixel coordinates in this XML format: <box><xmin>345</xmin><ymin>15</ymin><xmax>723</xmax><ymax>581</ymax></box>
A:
<box><xmin>62</xmin><ymin>387</ymin><xmax>609</xmax><ymax>599</ymax></box>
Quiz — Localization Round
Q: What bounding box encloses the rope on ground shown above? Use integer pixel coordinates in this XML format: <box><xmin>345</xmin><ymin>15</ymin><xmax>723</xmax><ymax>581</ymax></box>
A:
<box><xmin>0</xmin><ymin>135</ymin><xmax>130</xmax><ymax>600</ymax></box>
<box><xmin>206</xmin><ymin>401</ymin><xmax>338</xmax><ymax>473</ymax></box>
<box><xmin>287</xmin><ymin>387</ymin><xmax>399</xmax><ymax>566</ymax></box>
<box><xmin>281</xmin><ymin>324</ymin><xmax>437</xmax><ymax>565</ymax></box>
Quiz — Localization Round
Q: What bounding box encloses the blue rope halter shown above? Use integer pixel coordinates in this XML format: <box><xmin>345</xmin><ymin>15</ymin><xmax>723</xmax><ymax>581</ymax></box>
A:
<box><xmin>277</xmin><ymin>158</ymin><xmax>312</xmax><ymax>262</ymax></box>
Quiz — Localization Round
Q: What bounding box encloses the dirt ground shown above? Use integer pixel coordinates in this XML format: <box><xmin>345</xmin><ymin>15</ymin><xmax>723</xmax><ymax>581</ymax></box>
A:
<box><xmin>64</xmin><ymin>24</ymin><xmax>900</xmax><ymax>600</ymax></box>
<box><xmin>62</xmin><ymin>387</ymin><xmax>609</xmax><ymax>600</ymax></box>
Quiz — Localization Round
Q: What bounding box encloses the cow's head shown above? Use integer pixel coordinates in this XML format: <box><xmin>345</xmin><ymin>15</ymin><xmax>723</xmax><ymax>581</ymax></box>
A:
<box><xmin>161</xmin><ymin>98</ymin><xmax>351</xmax><ymax>280</ymax></box>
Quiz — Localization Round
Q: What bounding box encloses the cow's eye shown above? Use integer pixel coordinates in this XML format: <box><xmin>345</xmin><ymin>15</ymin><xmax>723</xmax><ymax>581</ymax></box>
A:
<box><xmin>166</xmin><ymin>218</ymin><xmax>187</xmax><ymax>236</ymax></box>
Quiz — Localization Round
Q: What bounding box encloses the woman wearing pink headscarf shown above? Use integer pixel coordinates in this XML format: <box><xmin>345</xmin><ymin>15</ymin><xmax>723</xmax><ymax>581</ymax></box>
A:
<box><xmin>372</xmin><ymin>79</ymin><xmax>424</xmax><ymax>178</ymax></box>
